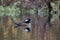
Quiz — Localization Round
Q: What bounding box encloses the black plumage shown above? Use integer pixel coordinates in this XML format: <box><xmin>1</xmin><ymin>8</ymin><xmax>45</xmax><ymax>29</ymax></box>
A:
<box><xmin>14</xmin><ymin>23</ymin><xmax>21</xmax><ymax>28</ymax></box>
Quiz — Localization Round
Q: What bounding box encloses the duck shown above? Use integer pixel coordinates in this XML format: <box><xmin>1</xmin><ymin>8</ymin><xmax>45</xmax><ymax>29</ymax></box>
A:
<box><xmin>14</xmin><ymin>18</ymin><xmax>31</xmax><ymax>32</ymax></box>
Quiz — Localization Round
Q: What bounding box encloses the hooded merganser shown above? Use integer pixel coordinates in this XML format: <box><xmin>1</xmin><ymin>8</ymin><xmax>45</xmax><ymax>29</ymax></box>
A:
<box><xmin>14</xmin><ymin>18</ymin><xmax>31</xmax><ymax>32</ymax></box>
<box><xmin>15</xmin><ymin>18</ymin><xmax>31</xmax><ymax>27</ymax></box>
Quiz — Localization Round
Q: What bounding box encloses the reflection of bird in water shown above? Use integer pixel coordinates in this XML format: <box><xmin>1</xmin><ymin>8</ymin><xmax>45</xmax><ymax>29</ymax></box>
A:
<box><xmin>14</xmin><ymin>18</ymin><xmax>31</xmax><ymax>32</ymax></box>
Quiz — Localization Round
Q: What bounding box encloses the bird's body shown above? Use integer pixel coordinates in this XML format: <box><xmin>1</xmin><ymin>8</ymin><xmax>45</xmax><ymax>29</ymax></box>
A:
<box><xmin>15</xmin><ymin>23</ymin><xmax>27</xmax><ymax>28</ymax></box>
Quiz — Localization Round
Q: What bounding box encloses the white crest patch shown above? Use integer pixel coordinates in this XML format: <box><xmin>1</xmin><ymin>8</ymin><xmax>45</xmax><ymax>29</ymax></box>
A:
<box><xmin>25</xmin><ymin>19</ymin><xmax>28</xmax><ymax>21</ymax></box>
<box><xmin>25</xmin><ymin>29</ymin><xmax>28</xmax><ymax>32</ymax></box>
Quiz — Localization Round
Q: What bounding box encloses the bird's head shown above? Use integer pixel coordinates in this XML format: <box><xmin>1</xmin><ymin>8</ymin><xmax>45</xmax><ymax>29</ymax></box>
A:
<box><xmin>24</xmin><ymin>27</ymin><xmax>30</xmax><ymax>32</ymax></box>
<box><xmin>24</xmin><ymin>18</ymin><xmax>31</xmax><ymax>23</ymax></box>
